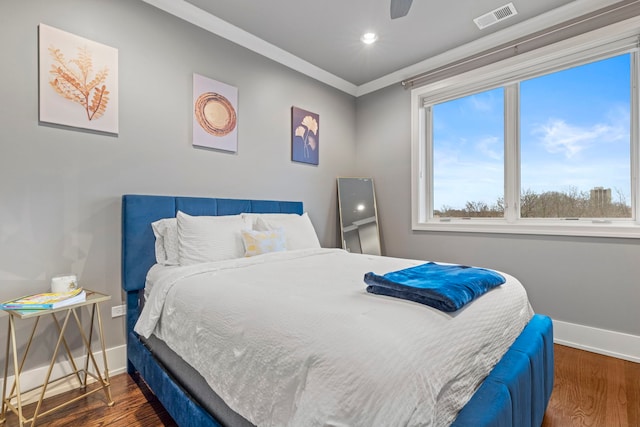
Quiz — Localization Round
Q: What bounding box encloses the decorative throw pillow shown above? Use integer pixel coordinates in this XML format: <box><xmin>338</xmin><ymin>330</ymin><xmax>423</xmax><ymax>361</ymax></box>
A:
<box><xmin>240</xmin><ymin>228</ymin><xmax>287</xmax><ymax>257</ymax></box>
<box><xmin>177</xmin><ymin>211</ymin><xmax>252</xmax><ymax>265</ymax></box>
<box><xmin>254</xmin><ymin>212</ymin><xmax>321</xmax><ymax>250</ymax></box>
<box><xmin>151</xmin><ymin>218</ymin><xmax>179</xmax><ymax>265</ymax></box>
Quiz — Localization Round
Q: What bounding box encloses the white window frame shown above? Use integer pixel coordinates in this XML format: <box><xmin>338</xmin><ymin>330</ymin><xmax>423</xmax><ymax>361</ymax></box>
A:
<box><xmin>411</xmin><ymin>17</ymin><xmax>640</xmax><ymax>238</ymax></box>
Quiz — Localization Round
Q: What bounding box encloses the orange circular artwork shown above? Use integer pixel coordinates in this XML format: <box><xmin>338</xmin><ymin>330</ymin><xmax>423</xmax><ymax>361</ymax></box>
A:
<box><xmin>194</xmin><ymin>92</ymin><xmax>237</xmax><ymax>136</ymax></box>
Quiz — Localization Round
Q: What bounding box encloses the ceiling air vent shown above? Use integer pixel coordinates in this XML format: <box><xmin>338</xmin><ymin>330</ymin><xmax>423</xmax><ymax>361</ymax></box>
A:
<box><xmin>474</xmin><ymin>3</ymin><xmax>518</xmax><ymax>30</ymax></box>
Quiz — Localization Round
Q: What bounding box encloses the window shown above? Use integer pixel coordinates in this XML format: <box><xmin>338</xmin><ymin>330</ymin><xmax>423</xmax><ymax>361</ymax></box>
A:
<box><xmin>411</xmin><ymin>28</ymin><xmax>640</xmax><ymax>237</ymax></box>
<box><xmin>520</xmin><ymin>55</ymin><xmax>631</xmax><ymax>219</ymax></box>
<box><xmin>433</xmin><ymin>88</ymin><xmax>505</xmax><ymax>218</ymax></box>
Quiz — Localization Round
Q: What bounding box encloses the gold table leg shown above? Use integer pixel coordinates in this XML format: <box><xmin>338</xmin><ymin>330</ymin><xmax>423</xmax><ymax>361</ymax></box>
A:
<box><xmin>1</xmin><ymin>300</ymin><xmax>114</xmax><ymax>426</ymax></box>
<box><xmin>1</xmin><ymin>314</ymin><xmax>11</xmax><ymax>423</ymax></box>
<box><xmin>30</xmin><ymin>310</ymin><xmax>73</xmax><ymax>425</ymax></box>
<box><xmin>71</xmin><ymin>305</ymin><xmax>113</xmax><ymax>406</ymax></box>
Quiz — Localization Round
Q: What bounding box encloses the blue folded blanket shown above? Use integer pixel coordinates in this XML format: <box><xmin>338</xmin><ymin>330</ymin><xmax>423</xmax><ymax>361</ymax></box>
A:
<box><xmin>364</xmin><ymin>262</ymin><xmax>505</xmax><ymax>312</ymax></box>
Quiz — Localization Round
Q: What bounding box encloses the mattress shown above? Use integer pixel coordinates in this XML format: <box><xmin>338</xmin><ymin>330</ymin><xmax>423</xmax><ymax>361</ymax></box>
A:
<box><xmin>135</xmin><ymin>248</ymin><xmax>534</xmax><ymax>427</ymax></box>
<box><xmin>142</xmin><ymin>334</ymin><xmax>254</xmax><ymax>427</ymax></box>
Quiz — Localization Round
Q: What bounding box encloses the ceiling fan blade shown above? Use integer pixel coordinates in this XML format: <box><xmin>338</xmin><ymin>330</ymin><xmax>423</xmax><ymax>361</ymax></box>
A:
<box><xmin>390</xmin><ymin>0</ymin><xmax>413</xmax><ymax>19</ymax></box>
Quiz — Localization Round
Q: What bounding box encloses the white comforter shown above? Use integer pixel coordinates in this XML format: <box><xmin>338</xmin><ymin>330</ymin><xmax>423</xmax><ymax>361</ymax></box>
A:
<box><xmin>135</xmin><ymin>249</ymin><xmax>533</xmax><ymax>427</ymax></box>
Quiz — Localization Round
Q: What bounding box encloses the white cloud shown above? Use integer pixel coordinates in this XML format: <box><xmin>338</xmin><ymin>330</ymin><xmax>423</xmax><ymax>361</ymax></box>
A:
<box><xmin>534</xmin><ymin>118</ymin><xmax>625</xmax><ymax>159</ymax></box>
<box><xmin>469</xmin><ymin>93</ymin><xmax>495</xmax><ymax>112</ymax></box>
<box><xmin>475</xmin><ymin>136</ymin><xmax>502</xmax><ymax>160</ymax></box>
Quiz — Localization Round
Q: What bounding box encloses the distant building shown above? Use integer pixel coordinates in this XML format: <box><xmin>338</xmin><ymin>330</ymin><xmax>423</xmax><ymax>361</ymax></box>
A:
<box><xmin>590</xmin><ymin>187</ymin><xmax>611</xmax><ymax>207</ymax></box>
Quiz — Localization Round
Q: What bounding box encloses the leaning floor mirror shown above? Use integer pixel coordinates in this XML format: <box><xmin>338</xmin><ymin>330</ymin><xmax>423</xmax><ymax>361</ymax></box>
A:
<box><xmin>337</xmin><ymin>177</ymin><xmax>381</xmax><ymax>255</ymax></box>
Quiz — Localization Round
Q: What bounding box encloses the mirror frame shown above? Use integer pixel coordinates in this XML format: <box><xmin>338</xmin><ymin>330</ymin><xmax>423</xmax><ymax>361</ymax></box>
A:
<box><xmin>337</xmin><ymin>177</ymin><xmax>382</xmax><ymax>255</ymax></box>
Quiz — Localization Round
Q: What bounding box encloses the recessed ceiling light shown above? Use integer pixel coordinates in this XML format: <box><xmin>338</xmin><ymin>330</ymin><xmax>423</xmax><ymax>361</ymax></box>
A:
<box><xmin>360</xmin><ymin>32</ymin><xmax>378</xmax><ymax>45</ymax></box>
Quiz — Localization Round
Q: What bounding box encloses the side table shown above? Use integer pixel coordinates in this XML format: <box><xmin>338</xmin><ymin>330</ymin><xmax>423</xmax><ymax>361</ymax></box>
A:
<box><xmin>0</xmin><ymin>289</ymin><xmax>114</xmax><ymax>426</ymax></box>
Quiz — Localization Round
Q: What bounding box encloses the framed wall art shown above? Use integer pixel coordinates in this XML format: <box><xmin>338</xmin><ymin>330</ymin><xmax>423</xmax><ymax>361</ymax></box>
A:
<box><xmin>193</xmin><ymin>73</ymin><xmax>238</xmax><ymax>152</ymax></box>
<box><xmin>291</xmin><ymin>106</ymin><xmax>319</xmax><ymax>165</ymax></box>
<box><xmin>39</xmin><ymin>24</ymin><xmax>119</xmax><ymax>134</ymax></box>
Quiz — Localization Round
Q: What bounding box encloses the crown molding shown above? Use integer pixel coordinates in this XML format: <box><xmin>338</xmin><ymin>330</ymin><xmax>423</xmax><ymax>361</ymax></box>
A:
<box><xmin>143</xmin><ymin>0</ymin><xmax>623</xmax><ymax>98</ymax></box>
<box><xmin>142</xmin><ymin>0</ymin><xmax>358</xmax><ymax>96</ymax></box>
<box><xmin>357</xmin><ymin>0</ymin><xmax>624</xmax><ymax>96</ymax></box>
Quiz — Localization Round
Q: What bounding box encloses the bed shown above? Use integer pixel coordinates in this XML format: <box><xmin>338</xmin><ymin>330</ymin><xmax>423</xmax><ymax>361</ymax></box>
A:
<box><xmin>121</xmin><ymin>194</ymin><xmax>554</xmax><ymax>427</ymax></box>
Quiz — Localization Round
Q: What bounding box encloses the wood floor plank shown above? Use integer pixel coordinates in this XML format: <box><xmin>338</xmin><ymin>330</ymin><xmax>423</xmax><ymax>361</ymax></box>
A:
<box><xmin>541</xmin><ymin>344</ymin><xmax>639</xmax><ymax>427</ymax></box>
<box><xmin>0</xmin><ymin>373</ymin><xmax>176</xmax><ymax>427</ymax></box>
<box><xmin>625</xmin><ymin>357</ymin><xmax>640</xmax><ymax>425</ymax></box>
<box><xmin>1</xmin><ymin>344</ymin><xmax>637</xmax><ymax>426</ymax></box>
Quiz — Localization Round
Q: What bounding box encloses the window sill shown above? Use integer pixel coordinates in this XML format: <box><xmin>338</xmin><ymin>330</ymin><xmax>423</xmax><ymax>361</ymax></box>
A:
<box><xmin>412</xmin><ymin>219</ymin><xmax>640</xmax><ymax>239</ymax></box>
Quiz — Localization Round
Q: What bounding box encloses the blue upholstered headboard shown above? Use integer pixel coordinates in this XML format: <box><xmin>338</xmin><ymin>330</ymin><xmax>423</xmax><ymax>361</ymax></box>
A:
<box><xmin>121</xmin><ymin>195</ymin><xmax>303</xmax><ymax>335</ymax></box>
<box><xmin>121</xmin><ymin>195</ymin><xmax>303</xmax><ymax>293</ymax></box>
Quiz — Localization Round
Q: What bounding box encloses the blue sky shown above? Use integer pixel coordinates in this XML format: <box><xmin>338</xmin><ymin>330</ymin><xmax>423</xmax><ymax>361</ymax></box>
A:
<box><xmin>432</xmin><ymin>53</ymin><xmax>631</xmax><ymax>211</ymax></box>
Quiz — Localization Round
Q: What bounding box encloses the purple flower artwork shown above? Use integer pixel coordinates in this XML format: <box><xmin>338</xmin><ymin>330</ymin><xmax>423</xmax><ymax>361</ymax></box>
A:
<box><xmin>291</xmin><ymin>106</ymin><xmax>319</xmax><ymax>165</ymax></box>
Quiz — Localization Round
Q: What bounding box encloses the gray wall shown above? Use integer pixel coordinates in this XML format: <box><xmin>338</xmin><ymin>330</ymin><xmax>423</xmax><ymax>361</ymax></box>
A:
<box><xmin>2</xmin><ymin>0</ymin><xmax>636</xmax><ymax>375</ymax></box>
<box><xmin>356</xmin><ymin>83</ymin><xmax>640</xmax><ymax>337</ymax></box>
<box><xmin>0</xmin><ymin>0</ymin><xmax>356</xmax><ymax>367</ymax></box>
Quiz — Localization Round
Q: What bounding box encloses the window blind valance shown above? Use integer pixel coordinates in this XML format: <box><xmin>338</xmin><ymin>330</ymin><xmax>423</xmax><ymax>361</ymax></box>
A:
<box><xmin>404</xmin><ymin>0</ymin><xmax>640</xmax><ymax>92</ymax></box>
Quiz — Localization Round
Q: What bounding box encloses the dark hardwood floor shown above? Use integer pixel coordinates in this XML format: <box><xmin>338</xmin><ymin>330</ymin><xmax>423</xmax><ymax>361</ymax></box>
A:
<box><xmin>2</xmin><ymin>344</ymin><xmax>638</xmax><ymax>426</ymax></box>
<box><xmin>0</xmin><ymin>373</ymin><xmax>177</xmax><ymax>427</ymax></box>
<box><xmin>541</xmin><ymin>344</ymin><xmax>639</xmax><ymax>427</ymax></box>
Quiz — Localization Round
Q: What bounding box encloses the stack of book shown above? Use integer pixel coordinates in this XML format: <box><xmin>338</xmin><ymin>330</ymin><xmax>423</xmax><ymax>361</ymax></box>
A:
<box><xmin>0</xmin><ymin>287</ymin><xmax>86</xmax><ymax>310</ymax></box>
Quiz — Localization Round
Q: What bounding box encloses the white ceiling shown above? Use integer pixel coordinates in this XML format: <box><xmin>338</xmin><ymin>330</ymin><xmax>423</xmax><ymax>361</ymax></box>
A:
<box><xmin>143</xmin><ymin>0</ymin><xmax>620</xmax><ymax>95</ymax></box>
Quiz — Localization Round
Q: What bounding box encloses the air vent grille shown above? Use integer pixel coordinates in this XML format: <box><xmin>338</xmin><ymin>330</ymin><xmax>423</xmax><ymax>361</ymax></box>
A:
<box><xmin>474</xmin><ymin>2</ymin><xmax>518</xmax><ymax>30</ymax></box>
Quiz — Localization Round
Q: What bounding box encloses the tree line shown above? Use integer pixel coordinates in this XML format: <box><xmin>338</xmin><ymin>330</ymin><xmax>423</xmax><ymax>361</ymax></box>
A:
<box><xmin>436</xmin><ymin>188</ymin><xmax>631</xmax><ymax>218</ymax></box>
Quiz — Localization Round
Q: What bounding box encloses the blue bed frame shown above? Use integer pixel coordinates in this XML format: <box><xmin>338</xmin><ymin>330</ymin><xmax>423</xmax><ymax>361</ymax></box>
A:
<box><xmin>121</xmin><ymin>194</ymin><xmax>554</xmax><ymax>427</ymax></box>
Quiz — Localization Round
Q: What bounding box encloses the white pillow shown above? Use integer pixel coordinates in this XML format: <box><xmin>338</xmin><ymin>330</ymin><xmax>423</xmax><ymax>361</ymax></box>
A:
<box><xmin>241</xmin><ymin>212</ymin><xmax>289</xmax><ymax>228</ymax></box>
<box><xmin>151</xmin><ymin>218</ymin><xmax>179</xmax><ymax>265</ymax></box>
<box><xmin>177</xmin><ymin>211</ymin><xmax>252</xmax><ymax>265</ymax></box>
<box><xmin>240</xmin><ymin>228</ymin><xmax>287</xmax><ymax>257</ymax></box>
<box><xmin>254</xmin><ymin>212</ymin><xmax>321</xmax><ymax>250</ymax></box>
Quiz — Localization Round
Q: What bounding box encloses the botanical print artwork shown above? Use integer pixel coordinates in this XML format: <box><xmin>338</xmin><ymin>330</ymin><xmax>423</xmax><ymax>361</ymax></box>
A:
<box><xmin>291</xmin><ymin>106</ymin><xmax>319</xmax><ymax>165</ymax></box>
<box><xmin>49</xmin><ymin>46</ymin><xmax>110</xmax><ymax>121</ymax></box>
<box><xmin>39</xmin><ymin>24</ymin><xmax>118</xmax><ymax>134</ymax></box>
<box><xmin>193</xmin><ymin>73</ymin><xmax>238</xmax><ymax>152</ymax></box>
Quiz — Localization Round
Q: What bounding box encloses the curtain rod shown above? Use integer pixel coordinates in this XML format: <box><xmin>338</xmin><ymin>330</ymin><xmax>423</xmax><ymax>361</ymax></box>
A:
<box><xmin>401</xmin><ymin>0</ymin><xmax>640</xmax><ymax>89</ymax></box>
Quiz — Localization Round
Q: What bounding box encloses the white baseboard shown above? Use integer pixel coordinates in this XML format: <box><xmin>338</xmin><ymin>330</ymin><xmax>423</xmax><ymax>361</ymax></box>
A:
<box><xmin>0</xmin><ymin>344</ymin><xmax>127</xmax><ymax>406</ymax></box>
<box><xmin>552</xmin><ymin>319</ymin><xmax>640</xmax><ymax>363</ymax></box>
